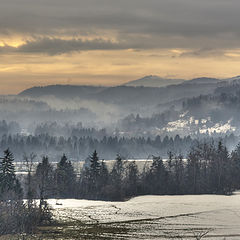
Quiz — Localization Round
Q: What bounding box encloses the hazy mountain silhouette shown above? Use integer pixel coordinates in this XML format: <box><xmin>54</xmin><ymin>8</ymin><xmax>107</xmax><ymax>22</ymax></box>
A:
<box><xmin>182</xmin><ymin>77</ymin><xmax>221</xmax><ymax>85</ymax></box>
<box><xmin>123</xmin><ymin>75</ymin><xmax>184</xmax><ymax>87</ymax></box>
<box><xmin>19</xmin><ymin>85</ymin><xmax>106</xmax><ymax>99</ymax></box>
<box><xmin>19</xmin><ymin>77</ymin><xmax>231</xmax><ymax>106</ymax></box>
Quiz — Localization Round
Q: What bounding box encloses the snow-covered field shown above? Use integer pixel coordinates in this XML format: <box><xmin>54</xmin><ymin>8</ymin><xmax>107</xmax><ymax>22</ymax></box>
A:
<box><xmin>47</xmin><ymin>193</ymin><xmax>240</xmax><ymax>239</ymax></box>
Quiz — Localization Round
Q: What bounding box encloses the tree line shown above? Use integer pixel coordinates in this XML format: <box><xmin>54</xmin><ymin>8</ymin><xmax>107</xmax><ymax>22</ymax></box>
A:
<box><xmin>0</xmin><ymin>133</ymin><xmax>237</xmax><ymax>161</ymax></box>
<box><xmin>0</xmin><ymin>149</ymin><xmax>51</xmax><ymax>235</ymax></box>
<box><xmin>19</xmin><ymin>140</ymin><xmax>240</xmax><ymax>201</ymax></box>
<box><xmin>1</xmin><ymin>139</ymin><xmax>240</xmax><ymax>235</ymax></box>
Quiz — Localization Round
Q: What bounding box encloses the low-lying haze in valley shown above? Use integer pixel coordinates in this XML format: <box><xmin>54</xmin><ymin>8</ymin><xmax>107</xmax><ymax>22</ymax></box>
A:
<box><xmin>0</xmin><ymin>75</ymin><xmax>240</xmax><ymax>161</ymax></box>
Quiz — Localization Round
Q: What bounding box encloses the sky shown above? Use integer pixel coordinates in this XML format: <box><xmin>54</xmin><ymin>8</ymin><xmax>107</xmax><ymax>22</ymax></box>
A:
<box><xmin>1</xmin><ymin>0</ymin><xmax>240</xmax><ymax>94</ymax></box>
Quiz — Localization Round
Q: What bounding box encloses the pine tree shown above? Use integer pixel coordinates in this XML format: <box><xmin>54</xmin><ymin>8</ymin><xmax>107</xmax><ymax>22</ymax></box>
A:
<box><xmin>88</xmin><ymin>150</ymin><xmax>101</xmax><ymax>198</ymax></box>
<box><xmin>35</xmin><ymin>156</ymin><xmax>54</xmax><ymax>209</ymax></box>
<box><xmin>23</xmin><ymin>153</ymin><xmax>36</xmax><ymax>208</ymax></box>
<box><xmin>172</xmin><ymin>155</ymin><xmax>185</xmax><ymax>194</ymax></box>
<box><xmin>55</xmin><ymin>154</ymin><xmax>76</xmax><ymax>198</ymax></box>
<box><xmin>230</xmin><ymin>143</ymin><xmax>240</xmax><ymax>189</ymax></box>
<box><xmin>107</xmin><ymin>155</ymin><xmax>126</xmax><ymax>200</ymax></box>
<box><xmin>0</xmin><ymin>149</ymin><xmax>22</xmax><ymax>200</ymax></box>
<box><xmin>99</xmin><ymin>160</ymin><xmax>109</xmax><ymax>186</ymax></box>
<box><xmin>214</xmin><ymin>141</ymin><xmax>231</xmax><ymax>194</ymax></box>
<box><xmin>149</xmin><ymin>156</ymin><xmax>168</xmax><ymax>194</ymax></box>
<box><xmin>90</xmin><ymin>150</ymin><xmax>100</xmax><ymax>179</ymax></box>
<box><xmin>98</xmin><ymin>160</ymin><xmax>109</xmax><ymax>199</ymax></box>
<box><xmin>186</xmin><ymin>147</ymin><xmax>201</xmax><ymax>194</ymax></box>
<box><xmin>125</xmin><ymin>161</ymin><xmax>139</xmax><ymax>197</ymax></box>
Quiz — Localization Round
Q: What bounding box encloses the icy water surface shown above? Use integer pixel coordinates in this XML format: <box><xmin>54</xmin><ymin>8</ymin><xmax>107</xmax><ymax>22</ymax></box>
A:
<box><xmin>47</xmin><ymin>193</ymin><xmax>240</xmax><ymax>239</ymax></box>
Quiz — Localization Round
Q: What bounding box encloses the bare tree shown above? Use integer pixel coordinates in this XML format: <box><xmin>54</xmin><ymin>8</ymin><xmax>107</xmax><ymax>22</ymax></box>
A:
<box><xmin>23</xmin><ymin>152</ymin><xmax>37</xmax><ymax>208</ymax></box>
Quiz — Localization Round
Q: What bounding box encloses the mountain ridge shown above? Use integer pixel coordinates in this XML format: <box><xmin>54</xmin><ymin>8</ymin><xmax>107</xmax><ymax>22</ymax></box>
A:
<box><xmin>123</xmin><ymin>75</ymin><xmax>184</xmax><ymax>87</ymax></box>
<box><xmin>18</xmin><ymin>75</ymin><xmax>240</xmax><ymax>107</ymax></box>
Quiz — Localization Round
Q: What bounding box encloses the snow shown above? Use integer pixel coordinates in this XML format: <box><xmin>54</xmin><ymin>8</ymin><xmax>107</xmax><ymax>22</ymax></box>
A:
<box><xmin>164</xmin><ymin>116</ymin><xmax>236</xmax><ymax>136</ymax></box>
<box><xmin>164</xmin><ymin>119</ymin><xmax>189</xmax><ymax>132</ymax></box>
<box><xmin>200</xmin><ymin>120</ymin><xmax>236</xmax><ymax>134</ymax></box>
<box><xmin>47</xmin><ymin>193</ymin><xmax>240</xmax><ymax>239</ymax></box>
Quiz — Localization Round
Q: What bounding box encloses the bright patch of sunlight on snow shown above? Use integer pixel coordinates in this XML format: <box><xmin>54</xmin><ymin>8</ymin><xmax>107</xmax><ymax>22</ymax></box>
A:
<box><xmin>200</xmin><ymin>120</ymin><xmax>236</xmax><ymax>134</ymax></box>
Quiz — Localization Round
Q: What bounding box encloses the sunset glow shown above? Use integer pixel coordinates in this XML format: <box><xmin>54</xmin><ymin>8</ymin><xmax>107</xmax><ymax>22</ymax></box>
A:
<box><xmin>1</xmin><ymin>0</ymin><xmax>240</xmax><ymax>94</ymax></box>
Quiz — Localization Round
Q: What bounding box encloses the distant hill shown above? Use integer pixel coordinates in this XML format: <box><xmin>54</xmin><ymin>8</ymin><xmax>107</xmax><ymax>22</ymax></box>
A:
<box><xmin>223</xmin><ymin>76</ymin><xmax>240</xmax><ymax>84</ymax></box>
<box><xmin>183</xmin><ymin>77</ymin><xmax>221</xmax><ymax>85</ymax></box>
<box><xmin>182</xmin><ymin>76</ymin><xmax>240</xmax><ymax>85</ymax></box>
<box><xmin>124</xmin><ymin>75</ymin><xmax>184</xmax><ymax>87</ymax></box>
<box><xmin>19</xmin><ymin>85</ymin><xmax>106</xmax><ymax>99</ymax></box>
<box><xmin>19</xmin><ymin>81</ymin><xmax>224</xmax><ymax>108</ymax></box>
<box><xmin>182</xmin><ymin>81</ymin><xmax>240</xmax><ymax>126</ymax></box>
<box><xmin>19</xmin><ymin>76</ymin><xmax>240</xmax><ymax>109</ymax></box>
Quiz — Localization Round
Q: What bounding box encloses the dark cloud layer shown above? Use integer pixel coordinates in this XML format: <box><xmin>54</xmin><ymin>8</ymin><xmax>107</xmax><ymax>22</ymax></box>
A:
<box><xmin>18</xmin><ymin>38</ymin><xmax>130</xmax><ymax>55</ymax></box>
<box><xmin>1</xmin><ymin>0</ymin><xmax>240</xmax><ymax>54</ymax></box>
<box><xmin>0</xmin><ymin>37</ymin><xmax>145</xmax><ymax>55</ymax></box>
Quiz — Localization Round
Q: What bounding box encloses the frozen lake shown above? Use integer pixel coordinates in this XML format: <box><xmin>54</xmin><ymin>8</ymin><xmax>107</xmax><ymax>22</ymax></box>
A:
<box><xmin>47</xmin><ymin>192</ymin><xmax>240</xmax><ymax>239</ymax></box>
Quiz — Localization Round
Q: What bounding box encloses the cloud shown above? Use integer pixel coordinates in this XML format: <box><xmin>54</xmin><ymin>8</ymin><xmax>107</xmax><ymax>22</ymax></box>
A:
<box><xmin>0</xmin><ymin>45</ymin><xmax>16</xmax><ymax>53</ymax></box>
<box><xmin>179</xmin><ymin>48</ymin><xmax>227</xmax><ymax>58</ymax></box>
<box><xmin>0</xmin><ymin>37</ymin><xmax>135</xmax><ymax>55</ymax></box>
<box><xmin>19</xmin><ymin>38</ymin><xmax>130</xmax><ymax>55</ymax></box>
<box><xmin>1</xmin><ymin>0</ymin><xmax>240</xmax><ymax>53</ymax></box>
